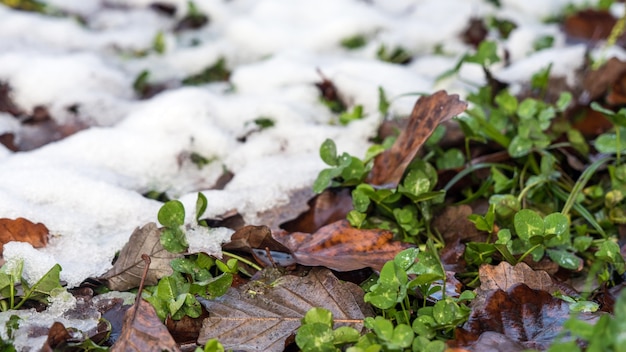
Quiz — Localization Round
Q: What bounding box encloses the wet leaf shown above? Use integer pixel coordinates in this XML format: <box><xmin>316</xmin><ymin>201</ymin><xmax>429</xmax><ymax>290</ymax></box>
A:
<box><xmin>453</xmin><ymin>283</ymin><xmax>601</xmax><ymax>351</ymax></box>
<box><xmin>223</xmin><ymin>225</ymin><xmax>295</xmax><ymax>267</ymax></box>
<box><xmin>280</xmin><ymin>188</ymin><xmax>353</xmax><ymax>234</ymax></box>
<box><xmin>197</xmin><ymin>267</ymin><xmax>373</xmax><ymax>352</ymax></box>
<box><xmin>101</xmin><ymin>223</ymin><xmax>182</xmax><ymax>291</ymax></box>
<box><xmin>111</xmin><ymin>299</ymin><xmax>180</xmax><ymax>352</ymax></box>
<box><xmin>273</xmin><ymin>220</ymin><xmax>413</xmax><ymax>272</ymax></box>
<box><xmin>368</xmin><ymin>90</ymin><xmax>467</xmax><ymax>187</ymax></box>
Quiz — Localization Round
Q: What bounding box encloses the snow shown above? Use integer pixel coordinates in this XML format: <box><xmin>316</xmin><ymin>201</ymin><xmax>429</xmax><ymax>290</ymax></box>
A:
<box><xmin>0</xmin><ymin>0</ymin><xmax>608</xmax><ymax>335</ymax></box>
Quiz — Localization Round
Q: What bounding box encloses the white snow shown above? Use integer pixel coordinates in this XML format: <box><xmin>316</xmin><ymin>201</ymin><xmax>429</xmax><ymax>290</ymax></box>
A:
<box><xmin>0</xmin><ymin>0</ymin><xmax>606</xmax><ymax>324</ymax></box>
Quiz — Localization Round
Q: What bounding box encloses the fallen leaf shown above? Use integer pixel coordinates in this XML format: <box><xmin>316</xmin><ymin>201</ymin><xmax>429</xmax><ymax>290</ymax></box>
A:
<box><xmin>100</xmin><ymin>223</ymin><xmax>182</xmax><ymax>291</ymax></box>
<box><xmin>0</xmin><ymin>217</ymin><xmax>48</xmax><ymax>255</ymax></box>
<box><xmin>41</xmin><ymin>322</ymin><xmax>72</xmax><ymax>352</ymax></box>
<box><xmin>368</xmin><ymin>90</ymin><xmax>467</xmax><ymax>187</ymax></box>
<box><xmin>452</xmin><ymin>283</ymin><xmax>601</xmax><ymax>351</ymax></box>
<box><xmin>478</xmin><ymin>262</ymin><xmax>574</xmax><ymax>295</ymax></box>
<box><xmin>564</xmin><ymin>9</ymin><xmax>618</xmax><ymax>44</ymax></box>
<box><xmin>461</xmin><ymin>17</ymin><xmax>488</xmax><ymax>48</ymax></box>
<box><xmin>111</xmin><ymin>299</ymin><xmax>180</xmax><ymax>352</ymax></box>
<box><xmin>433</xmin><ymin>205</ymin><xmax>486</xmax><ymax>244</ymax></box>
<box><xmin>255</xmin><ymin>187</ymin><xmax>316</xmax><ymax>231</ymax></box>
<box><xmin>223</xmin><ymin>225</ymin><xmax>295</xmax><ymax>267</ymax></box>
<box><xmin>582</xmin><ymin>58</ymin><xmax>626</xmax><ymax>105</ymax></box>
<box><xmin>315</xmin><ymin>69</ymin><xmax>346</xmax><ymax>113</ymax></box>
<box><xmin>280</xmin><ymin>188</ymin><xmax>353</xmax><ymax>233</ymax></box>
<box><xmin>198</xmin><ymin>267</ymin><xmax>373</xmax><ymax>351</ymax></box>
<box><xmin>273</xmin><ymin>220</ymin><xmax>413</xmax><ymax>272</ymax></box>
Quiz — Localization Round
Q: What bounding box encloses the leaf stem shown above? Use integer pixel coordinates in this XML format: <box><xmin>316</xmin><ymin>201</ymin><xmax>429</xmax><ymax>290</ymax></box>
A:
<box><xmin>222</xmin><ymin>251</ymin><xmax>263</xmax><ymax>271</ymax></box>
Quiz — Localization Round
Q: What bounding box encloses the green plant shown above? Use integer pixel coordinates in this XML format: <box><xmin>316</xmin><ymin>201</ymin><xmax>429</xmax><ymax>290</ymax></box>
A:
<box><xmin>341</xmin><ymin>35</ymin><xmax>367</xmax><ymax>49</ymax></box>
<box><xmin>339</xmin><ymin>105</ymin><xmax>364</xmax><ymax>125</ymax></box>
<box><xmin>0</xmin><ymin>315</ymin><xmax>19</xmax><ymax>351</ymax></box>
<box><xmin>147</xmin><ymin>193</ymin><xmax>260</xmax><ymax>321</ymax></box>
<box><xmin>152</xmin><ymin>31</ymin><xmax>166</xmax><ymax>54</ymax></box>
<box><xmin>182</xmin><ymin>58</ymin><xmax>231</xmax><ymax>85</ymax></box>
<box><xmin>296</xmin><ymin>308</ymin><xmax>361</xmax><ymax>351</ymax></box>
<box><xmin>0</xmin><ymin>261</ymin><xmax>63</xmax><ymax>311</ymax></box>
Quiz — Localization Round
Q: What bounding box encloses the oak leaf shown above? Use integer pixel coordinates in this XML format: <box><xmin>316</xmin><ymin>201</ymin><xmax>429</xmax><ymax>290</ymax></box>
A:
<box><xmin>272</xmin><ymin>220</ymin><xmax>413</xmax><ymax>272</ymax></box>
<box><xmin>198</xmin><ymin>267</ymin><xmax>373</xmax><ymax>351</ymax></box>
<box><xmin>368</xmin><ymin>90</ymin><xmax>467</xmax><ymax>187</ymax></box>
<box><xmin>100</xmin><ymin>223</ymin><xmax>182</xmax><ymax>291</ymax></box>
<box><xmin>0</xmin><ymin>217</ymin><xmax>48</xmax><ymax>254</ymax></box>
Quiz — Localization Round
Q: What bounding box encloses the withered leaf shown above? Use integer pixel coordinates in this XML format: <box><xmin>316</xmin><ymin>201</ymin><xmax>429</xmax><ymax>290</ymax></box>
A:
<box><xmin>0</xmin><ymin>217</ymin><xmax>48</xmax><ymax>254</ymax></box>
<box><xmin>273</xmin><ymin>220</ymin><xmax>413</xmax><ymax>272</ymax></box>
<box><xmin>223</xmin><ymin>225</ymin><xmax>295</xmax><ymax>267</ymax></box>
<box><xmin>198</xmin><ymin>267</ymin><xmax>373</xmax><ymax>352</ymax></box>
<box><xmin>100</xmin><ymin>223</ymin><xmax>182</xmax><ymax>291</ymax></box>
<box><xmin>41</xmin><ymin>322</ymin><xmax>72</xmax><ymax>352</ymax></box>
<box><xmin>453</xmin><ymin>283</ymin><xmax>601</xmax><ymax>351</ymax></box>
<box><xmin>368</xmin><ymin>90</ymin><xmax>467</xmax><ymax>187</ymax></box>
<box><xmin>478</xmin><ymin>262</ymin><xmax>574</xmax><ymax>295</ymax></box>
<box><xmin>111</xmin><ymin>299</ymin><xmax>180</xmax><ymax>352</ymax></box>
<box><xmin>280</xmin><ymin>188</ymin><xmax>353</xmax><ymax>233</ymax></box>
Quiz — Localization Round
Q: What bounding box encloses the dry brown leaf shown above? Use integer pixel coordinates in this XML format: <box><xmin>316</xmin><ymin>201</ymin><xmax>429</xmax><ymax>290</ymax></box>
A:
<box><xmin>478</xmin><ymin>262</ymin><xmax>566</xmax><ymax>294</ymax></box>
<box><xmin>0</xmin><ymin>217</ymin><xmax>48</xmax><ymax>254</ymax></box>
<box><xmin>100</xmin><ymin>223</ymin><xmax>182</xmax><ymax>291</ymax></box>
<box><xmin>273</xmin><ymin>220</ymin><xmax>413</xmax><ymax>271</ymax></box>
<box><xmin>198</xmin><ymin>267</ymin><xmax>373</xmax><ymax>352</ymax></box>
<box><xmin>368</xmin><ymin>90</ymin><xmax>467</xmax><ymax>187</ymax></box>
<box><xmin>111</xmin><ymin>299</ymin><xmax>180</xmax><ymax>352</ymax></box>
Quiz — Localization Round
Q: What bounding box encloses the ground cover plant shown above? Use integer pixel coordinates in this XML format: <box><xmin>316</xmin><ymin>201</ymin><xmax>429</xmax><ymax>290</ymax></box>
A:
<box><xmin>2</xmin><ymin>0</ymin><xmax>626</xmax><ymax>351</ymax></box>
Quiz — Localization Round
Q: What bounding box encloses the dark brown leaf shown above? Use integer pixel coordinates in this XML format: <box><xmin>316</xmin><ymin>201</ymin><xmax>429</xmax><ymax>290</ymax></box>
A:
<box><xmin>41</xmin><ymin>322</ymin><xmax>72</xmax><ymax>351</ymax></box>
<box><xmin>223</xmin><ymin>225</ymin><xmax>295</xmax><ymax>267</ymax></box>
<box><xmin>280</xmin><ymin>188</ymin><xmax>353</xmax><ymax>233</ymax></box>
<box><xmin>0</xmin><ymin>217</ymin><xmax>48</xmax><ymax>255</ymax></box>
<box><xmin>368</xmin><ymin>90</ymin><xmax>467</xmax><ymax>187</ymax></box>
<box><xmin>582</xmin><ymin>58</ymin><xmax>626</xmax><ymax>105</ymax></box>
<box><xmin>272</xmin><ymin>220</ymin><xmax>413</xmax><ymax>272</ymax></box>
<box><xmin>111</xmin><ymin>299</ymin><xmax>180</xmax><ymax>352</ymax></box>
<box><xmin>198</xmin><ymin>267</ymin><xmax>373</xmax><ymax>352</ymax></box>
<box><xmin>100</xmin><ymin>223</ymin><xmax>182</xmax><ymax>291</ymax></box>
<box><xmin>452</xmin><ymin>283</ymin><xmax>602</xmax><ymax>351</ymax></box>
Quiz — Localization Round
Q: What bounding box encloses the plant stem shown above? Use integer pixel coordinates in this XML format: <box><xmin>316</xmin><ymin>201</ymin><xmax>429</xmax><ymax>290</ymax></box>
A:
<box><xmin>222</xmin><ymin>251</ymin><xmax>263</xmax><ymax>271</ymax></box>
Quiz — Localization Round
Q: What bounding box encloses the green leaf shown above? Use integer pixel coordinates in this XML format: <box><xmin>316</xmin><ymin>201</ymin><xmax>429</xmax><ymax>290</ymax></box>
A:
<box><xmin>394</xmin><ymin>248</ymin><xmax>419</xmax><ymax>271</ymax></box>
<box><xmin>556</xmin><ymin>92</ymin><xmax>572</xmax><ymax>112</ymax></box>
<box><xmin>333</xmin><ymin>326</ymin><xmax>360</xmax><ymax>344</ymax></box>
<box><xmin>517</xmin><ymin>98</ymin><xmax>538</xmax><ymax>119</ymax></box>
<box><xmin>21</xmin><ymin>264</ymin><xmax>63</xmax><ymax>304</ymax></box>
<box><xmin>378</xmin><ymin>86</ymin><xmax>390</xmax><ymax>116</ymax></box>
<box><xmin>595</xmin><ymin>132</ymin><xmax>626</xmax><ymax>153</ymax></box>
<box><xmin>546</xmin><ymin>249</ymin><xmax>581</xmax><ymax>270</ymax></box>
<box><xmin>514</xmin><ymin>209</ymin><xmax>544</xmax><ymax>241</ymax></box>
<box><xmin>543</xmin><ymin>213</ymin><xmax>568</xmax><ymax>236</ymax></box>
<box><xmin>364</xmin><ymin>261</ymin><xmax>407</xmax><ymax>309</ymax></box>
<box><xmin>613</xmin><ymin>289</ymin><xmax>626</xmax><ymax>350</ymax></box>
<box><xmin>489</xmin><ymin>194</ymin><xmax>520</xmax><ymax>219</ymax></box>
<box><xmin>508</xmin><ymin>136</ymin><xmax>533</xmax><ymax>157</ymax></box>
<box><xmin>313</xmin><ymin>168</ymin><xmax>334</xmax><ymax>194</ymax></box>
<box><xmin>391</xmin><ymin>324</ymin><xmax>414</xmax><ymax>348</ymax></box>
<box><xmin>495</xmin><ymin>90</ymin><xmax>518</xmax><ymax>115</ymax></box>
<box><xmin>466</xmin><ymin>40</ymin><xmax>500</xmax><ymax>66</ymax></box>
<box><xmin>320</xmin><ymin>139</ymin><xmax>338</xmax><ymax>166</ymax></box>
<box><xmin>304</xmin><ymin>307</ymin><xmax>333</xmax><ymax>326</ymax></box>
<box><xmin>346</xmin><ymin>210</ymin><xmax>367</xmax><ymax>228</ymax></box>
<box><xmin>158</xmin><ymin>200</ymin><xmax>186</xmax><ymax>228</ymax></box>
<box><xmin>296</xmin><ymin>323</ymin><xmax>336</xmax><ymax>352</ymax></box>
<box><xmin>206</xmin><ymin>273</ymin><xmax>233</xmax><ymax>298</ymax></box>
<box><xmin>161</xmin><ymin>227</ymin><xmax>188</xmax><ymax>253</ymax></box>
<box><xmin>435</xmin><ymin>148</ymin><xmax>465</xmax><ymax>170</ymax></box>
<box><xmin>196</xmin><ymin>192</ymin><xmax>208</xmax><ymax>222</ymax></box>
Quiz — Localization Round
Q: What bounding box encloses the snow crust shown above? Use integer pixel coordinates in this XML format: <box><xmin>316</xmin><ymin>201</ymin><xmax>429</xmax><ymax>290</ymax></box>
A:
<box><xmin>0</xmin><ymin>0</ymin><xmax>608</xmax><ymax>292</ymax></box>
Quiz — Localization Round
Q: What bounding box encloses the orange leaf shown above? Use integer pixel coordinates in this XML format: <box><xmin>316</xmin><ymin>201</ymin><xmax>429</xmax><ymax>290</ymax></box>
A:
<box><xmin>0</xmin><ymin>217</ymin><xmax>49</xmax><ymax>254</ymax></box>
<box><xmin>273</xmin><ymin>220</ymin><xmax>413</xmax><ymax>272</ymax></box>
<box><xmin>368</xmin><ymin>90</ymin><xmax>467</xmax><ymax>187</ymax></box>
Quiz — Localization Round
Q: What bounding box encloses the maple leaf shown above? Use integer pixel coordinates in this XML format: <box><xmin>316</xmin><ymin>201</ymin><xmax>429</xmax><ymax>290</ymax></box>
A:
<box><xmin>101</xmin><ymin>223</ymin><xmax>182</xmax><ymax>291</ymax></box>
<box><xmin>198</xmin><ymin>267</ymin><xmax>373</xmax><ymax>351</ymax></box>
